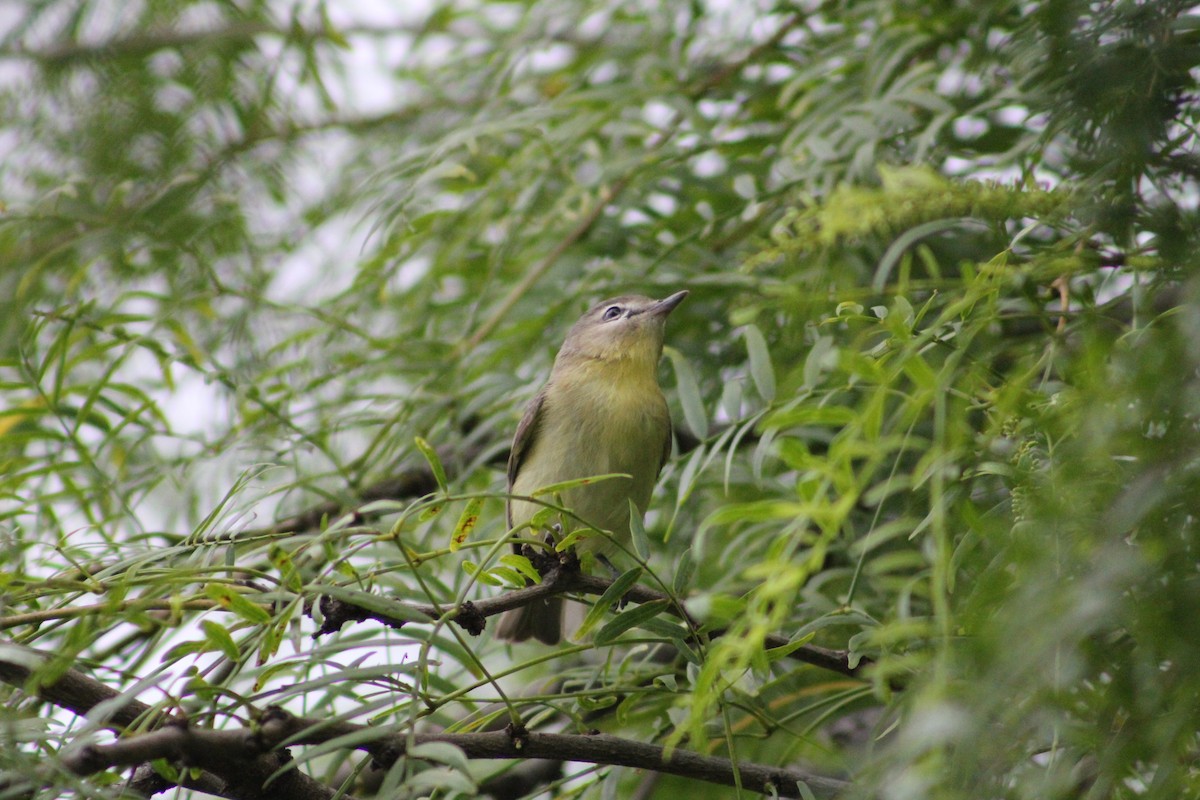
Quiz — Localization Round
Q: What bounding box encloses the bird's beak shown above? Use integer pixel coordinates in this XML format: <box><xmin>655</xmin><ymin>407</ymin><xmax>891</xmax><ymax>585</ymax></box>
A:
<box><xmin>650</xmin><ymin>290</ymin><xmax>689</xmax><ymax>317</ymax></box>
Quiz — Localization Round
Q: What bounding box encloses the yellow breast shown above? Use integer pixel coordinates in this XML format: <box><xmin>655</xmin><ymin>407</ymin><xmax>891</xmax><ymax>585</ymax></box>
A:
<box><xmin>509</xmin><ymin>360</ymin><xmax>670</xmax><ymax>551</ymax></box>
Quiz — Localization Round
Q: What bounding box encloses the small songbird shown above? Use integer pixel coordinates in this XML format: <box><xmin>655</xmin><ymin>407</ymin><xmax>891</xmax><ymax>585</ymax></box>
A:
<box><xmin>495</xmin><ymin>291</ymin><xmax>688</xmax><ymax>644</ymax></box>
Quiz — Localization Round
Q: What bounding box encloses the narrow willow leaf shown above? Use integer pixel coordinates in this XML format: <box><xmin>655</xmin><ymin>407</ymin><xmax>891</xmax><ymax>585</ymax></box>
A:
<box><xmin>408</xmin><ymin>741</ymin><xmax>472</xmax><ymax>774</ymax></box>
<box><xmin>751</xmin><ymin>426</ymin><xmax>778</xmax><ymax>484</ymax></box>
<box><xmin>666</xmin><ymin>346</ymin><xmax>707</xmax><ymax>439</ymax></box>
<box><xmin>744</xmin><ymin>324</ymin><xmax>776</xmax><ymax>402</ymax></box>
<box><xmin>672</xmin><ymin>549</ymin><xmax>694</xmax><ymax>596</ymax></box>
<box><xmin>903</xmin><ymin>355</ymin><xmax>937</xmax><ymax>390</ymax></box>
<box><xmin>594</xmin><ymin>599</ymin><xmax>671</xmax><ymax>646</ymax></box>
<box><xmin>556</xmin><ymin>527</ymin><xmax>601</xmax><ymax>550</ymax></box>
<box><xmin>204</xmin><ymin>584</ymin><xmax>271</xmax><ymax>625</ymax></box>
<box><xmin>802</xmin><ymin>336</ymin><xmax>834</xmax><ymax>389</ymax></box>
<box><xmin>527</xmin><ymin>506</ymin><xmax>558</xmax><ymax>531</ymax></box>
<box><xmin>490</xmin><ymin>566</ymin><xmax>523</xmax><ymax>587</ymax></box>
<box><xmin>201</xmin><ymin>620</ymin><xmax>239</xmax><ymax>661</ymax></box>
<box><xmin>874</xmin><ymin>218</ymin><xmax>967</xmax><ymax>292</ymax></box>
<box><xmin>356</xmin><ymin>499</ymin><xmax>410</xmax><ymax>516</ymax></box>
<box><xmin>531</xmin><ymin>473</ymin><xmax>630</xmax><ymax>496</ymax></box>
<box><xmin>575</xmin><ymin>567</ymin><xmax>643</xmax><ymax>640</ymax></box>
<box><xmin>765</xmin><ymin>632</ymin><xmax>816</xmax><ymax>662</ymax></box>
<box><xmin>461</xmin><ymin>561</ymin><xmax>502</xmax><ymax>587</ymax></box>
<box><xmin>720</xmin><ymin>379</ymin><xmax>744</xmax><ymax>422</ymax></box>
<box><xmin>414</xmin><ymin>436</ymin><xmax>448</xmax><ymax>493</ymax></box>
<box><xmin>763</xmin><ymin>404</ymin><xmax>857</xmax><ymax>429</ymax></box>
<box><xmin>628</xmin><ymin>499</ymin><xmax>649</xmax><ymax>560</ymax></box>
<box><xmin>449</xmin><ymin>497</ymin><xmax>483</xmax><ymax>552</ymax></box>
<box><xmin>407</xmin><ymin>769</ymin><xmax>476</xmax><ymax>794</ymax></box>
<box><xmin>499</xmin><ymin>554</ymin><xmax>540</xmax><ymax>583</ymax></box>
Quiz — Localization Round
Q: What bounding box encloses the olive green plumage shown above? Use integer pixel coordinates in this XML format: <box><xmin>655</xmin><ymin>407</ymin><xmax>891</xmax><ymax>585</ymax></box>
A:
<box><xmin>495</xmin><ymin>291</ymin><xmax>687</xmax><ymax>644</ymax></box>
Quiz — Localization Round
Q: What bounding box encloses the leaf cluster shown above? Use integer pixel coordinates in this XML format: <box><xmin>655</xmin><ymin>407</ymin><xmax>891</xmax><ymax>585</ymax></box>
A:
<box><xmin>1</xmin><ymin>1</ymin><xmax>1199</xmax><ymax>799</ymax></box>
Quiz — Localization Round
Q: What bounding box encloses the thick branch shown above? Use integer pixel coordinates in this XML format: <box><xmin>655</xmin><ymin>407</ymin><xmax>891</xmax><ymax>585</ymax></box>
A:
<box><xmin>415</xmin><ymin>730</ymin><xmax>846</xmax><ymax>799</ymax></box>
<box><xmin>0</xmin><ymin>644</ymin><xmax>161</xmax><ymax>730</ymax></box>
<box><xmin>60</xmin><ymin>708</ymin><xmax>342</xmax><ymax>800</ymax></box>
<box><xmin>60</xmin><ymin>703</ymin><xmax>849</xmax><ymax>798</ymax></box>
<box><xmin>0</xmin><ymin>644</ymin><xmax>345</xmax><ymax>800</ymax></box>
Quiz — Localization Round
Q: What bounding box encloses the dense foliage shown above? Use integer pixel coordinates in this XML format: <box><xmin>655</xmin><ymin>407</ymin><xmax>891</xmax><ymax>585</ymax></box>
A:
<box><xmin>2</xmin><ymin>1</ymin><xmax>1198</xmax><ymax>798</ymax></box>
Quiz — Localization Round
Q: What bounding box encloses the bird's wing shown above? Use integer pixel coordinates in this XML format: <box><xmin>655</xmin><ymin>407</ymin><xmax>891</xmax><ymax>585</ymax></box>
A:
<box><xmin>507</xmin><ymin>387</ymin><xmax>547</xmax><ymax>529</ymax></box>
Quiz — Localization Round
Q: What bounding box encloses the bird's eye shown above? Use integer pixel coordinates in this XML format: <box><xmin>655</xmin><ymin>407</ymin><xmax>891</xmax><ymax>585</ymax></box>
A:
<box><xmin>602</xmin><ymin>306</ymin><xmax>622</xmax><ymax>321</ymax></box>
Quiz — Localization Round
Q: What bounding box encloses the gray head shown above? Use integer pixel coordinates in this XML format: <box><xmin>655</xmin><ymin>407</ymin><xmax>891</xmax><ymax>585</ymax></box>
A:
<box><xmin>556</xmin><ymin>290</ymin><xmax>688</xmax><ymax>367</ymax></box>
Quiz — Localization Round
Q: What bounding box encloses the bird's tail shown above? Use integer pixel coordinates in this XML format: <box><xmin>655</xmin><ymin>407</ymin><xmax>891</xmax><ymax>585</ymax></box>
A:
<box><xmin>495</xmin><ymin>597</ymin><xmax>563</xmax><ymax>644</ymax></box>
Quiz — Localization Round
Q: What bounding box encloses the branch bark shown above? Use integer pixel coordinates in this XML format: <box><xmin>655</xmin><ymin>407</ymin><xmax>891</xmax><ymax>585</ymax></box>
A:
<box><xmin>72</xmin><ymin>706</ymin><xmax>851</xmax><ymax>799</ymax></box>
<box><xmin>0</xmin><ymin>643</ymin><xmax>346</xmax><ymax>800</ymax></box>
<box><xmin>0</xmin><ymin>643</ymin><xmax>854</xmax><ymax>799</ymax></box>
<box><xmin>60</xmin><ymin>709</ymin><xmax>342</xmax><ymax>800</ymax></box>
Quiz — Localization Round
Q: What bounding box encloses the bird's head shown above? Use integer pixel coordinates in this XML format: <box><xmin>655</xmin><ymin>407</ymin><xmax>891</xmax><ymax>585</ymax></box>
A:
<box><xmin>555</xmin><ymin>290</ymin><xmax>688</xmax><ymax>369</ymax></box>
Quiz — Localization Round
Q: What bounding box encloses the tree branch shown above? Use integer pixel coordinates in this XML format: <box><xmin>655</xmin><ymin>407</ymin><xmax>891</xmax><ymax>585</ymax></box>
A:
<box><xmin>312</xmin><ymin>564</ymin><xmax>870</xmax><ymax>681</ymax></box>
<box><xmin>0</xmin><ymin>644</ymin><xmax>852</xmax><ymax>797</ymax></box>
<box><xmin>60</xmin><ymin>708</ymin><xmax>344</xmax><ymax>800</ymax></box>
<box><xmin>78</xmin><ymin>707</ymin><xmax>851</xmax><ymax>799</ymax></box>
<box><xmin>0</xmin><ymin>643</ymin><xmax>345</xmax><ymax>800</ymax></box>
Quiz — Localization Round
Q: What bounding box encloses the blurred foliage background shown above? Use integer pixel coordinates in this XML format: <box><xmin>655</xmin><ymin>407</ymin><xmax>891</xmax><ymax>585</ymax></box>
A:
<box><xmin>2</xmin><ymin>0</ymin><xmax>1199</xmax><ymax>798</ymax></box>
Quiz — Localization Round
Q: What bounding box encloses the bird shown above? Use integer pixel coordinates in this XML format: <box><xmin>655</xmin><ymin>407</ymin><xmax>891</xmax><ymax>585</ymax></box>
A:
<box><xmin>494</xmin><ymin>291</ymin><xmax>688</xmax><ymax>644</ymax></box>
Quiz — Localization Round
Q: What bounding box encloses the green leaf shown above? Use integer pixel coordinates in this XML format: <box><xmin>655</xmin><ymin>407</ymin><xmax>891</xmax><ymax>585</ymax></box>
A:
<box><xmin>575</xmin><ymin>567</ymin><xmax>643</xmax><ymax>640</ymax></box>
<box><xmin>666</xmin><ymin>346</ymin><xmax>707</xmax><ymax>439</ymax></box>
<box><xmin>763</xmin><ymin>403</ymin><xmax>856</xmax><ymax>429</ymax></box>
<box><xmin>499</xmin><ymin>554</ymin><xmax>540</xmax><ymax>583</ymax></box>
<box><xmin>531</xmin><ymin>473</ymin><xmax>630</xmax><ymax>496</ymax></box>
<box><xmin>201</xmin><ymin>621</ymin><xmax>239</xmax><ymax>661</ymax></box>
<box><xmin>414</xmin><ymin>436</ymin><xmax>448</xmax><ymax>493</ymax></box>
<box><xmin>556</xmin><ymin>527</ymin><xmax>602</xmax><ymax>550</ymax></box>
<box><xmin>744</xmin><ymin>324</ymin><xmax>776</xmax><ymax>402</ymax></box>
<box><xmin>628</xmin><ymin>499</ymin><xmax>650</xmax><ymax>560</ymax></box>
<box><xmin>449</xmin><ymin>497</ymin><xmax>483</xmax><ymax>552</ymax></box>
<box><xmin>150</xmin><ymin>758</ymin><xmax>181</xmax><ymax>784</ymax></box>
<box><xmin>802</xmin><ymin>335</ymin><xmax>835</xmax><ymax>389</ymax></box>
<box><xmin>673</xmin><ymin>548</ymin><xmax>694</xmax><ymax>596</ymax></box>
<box><xmin>406</xmin><ymin>768</ymin><xmax>476</xmax><ymax>794</ymax></box>
<box><xmin>594</xmin><ymin>599</ymin><xmax>671</xmax><ymax>646</ymax></box>
<box><xmin>204</xmin><ymin>585</ymin><xmax>271</xmax><ymax>625</ymax></box>
<box><xmin>765</xmin><ymin>632</ymin><xmax>816</xmax><ymax>662</ymax></box>
<box><xmin>408</xmin><ymin>741</ymin><xmax>472</xmax><ymax>774</ymax></box>
<box><xmin>527</xmin><ymin>506</ymin><xmax>558</xmax><ymax>531</ymax></box>
<box><xmin>902</xmin><ymin>355</ymin><xmax>937</xmax><ymax>390</ymax></box>
<box><xmin>461</xmin><ymin>561</ymin><xmax>502</xmax><ymax>587</ymax></box>
<box><xmin>490</xmin><ymin>566</ymin><xmax>524</xmax><ymax>587</ymax></box>
<box><xmin>720</xmin><ymin>379</ymin><xmax>743</xmax><ymax>421</ymax></box>
<box><xmin>683</xmin><ymin>592</ymin><xmax>746</xmax><ymax>625</ymax></box>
